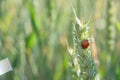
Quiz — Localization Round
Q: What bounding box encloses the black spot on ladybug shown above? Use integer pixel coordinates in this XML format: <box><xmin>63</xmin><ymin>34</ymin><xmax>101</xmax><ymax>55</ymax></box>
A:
<box><xmin>81</xmin><ymin>39</ymin><xmax>89</xmax><ymax>49</ymax></box>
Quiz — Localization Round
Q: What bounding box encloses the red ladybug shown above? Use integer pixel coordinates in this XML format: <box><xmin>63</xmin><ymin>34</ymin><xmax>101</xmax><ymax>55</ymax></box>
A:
<box><xmin>81</xmin><ymin>39</ymin><xmax>89</xmax><ymax>49</ymax></box>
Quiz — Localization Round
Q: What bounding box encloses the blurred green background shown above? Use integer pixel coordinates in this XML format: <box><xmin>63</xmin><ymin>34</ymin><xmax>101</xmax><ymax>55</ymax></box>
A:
<box><xmin>0</xmin><ymin>0</ymin><xmax>120</xmax><ymax>80</ymax></box>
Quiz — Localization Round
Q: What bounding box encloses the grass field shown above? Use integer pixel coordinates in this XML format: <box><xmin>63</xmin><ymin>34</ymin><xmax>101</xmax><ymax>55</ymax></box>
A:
<box><xmin>0</xmin><ymin>0</ymin><xmax>120</xmax><ymax>80</ymax></box>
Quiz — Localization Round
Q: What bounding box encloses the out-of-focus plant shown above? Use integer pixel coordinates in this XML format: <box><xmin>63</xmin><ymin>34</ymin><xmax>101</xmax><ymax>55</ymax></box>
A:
<box><xmin>105</xmin><ymin>0</ymin><xmax>117</xmax><ymax>79</ymax></box>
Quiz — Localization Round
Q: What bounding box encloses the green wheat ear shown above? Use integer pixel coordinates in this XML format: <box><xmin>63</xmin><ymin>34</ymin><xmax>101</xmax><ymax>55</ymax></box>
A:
<box><xmin>68</xmin><ymin>7</ymin><xmax>97</xmax><ymax>80</ymax></box>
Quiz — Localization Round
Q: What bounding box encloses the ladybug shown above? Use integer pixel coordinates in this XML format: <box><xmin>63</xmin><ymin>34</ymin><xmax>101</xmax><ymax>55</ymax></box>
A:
<box><xmin>81</xmin><ymin>39</ymin><xmax>89</xmax><ymax>49</ymax></box>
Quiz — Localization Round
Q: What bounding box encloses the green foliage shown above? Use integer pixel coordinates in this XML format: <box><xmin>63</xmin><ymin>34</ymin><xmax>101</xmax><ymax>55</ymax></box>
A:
<box><xmin>0</xmin><ymin>0</ymin><xmax>120</xmax><ymax>80</ymax></box>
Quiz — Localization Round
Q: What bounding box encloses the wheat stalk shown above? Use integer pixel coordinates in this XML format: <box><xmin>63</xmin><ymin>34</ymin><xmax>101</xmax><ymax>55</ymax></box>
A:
<box><xmin>106</xmin><ymin>0</ymin><xmax>116</xmax><ymax>52</ymax></box>
<box><xmin>105</xmin><ymin>0</ymin><xmax>116</xmax><ymax>79</ymax></box>
<box><xmin>68</xmin><ymin>8</ymin><xmax>97</xmax><ymax>80</ymax></box>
